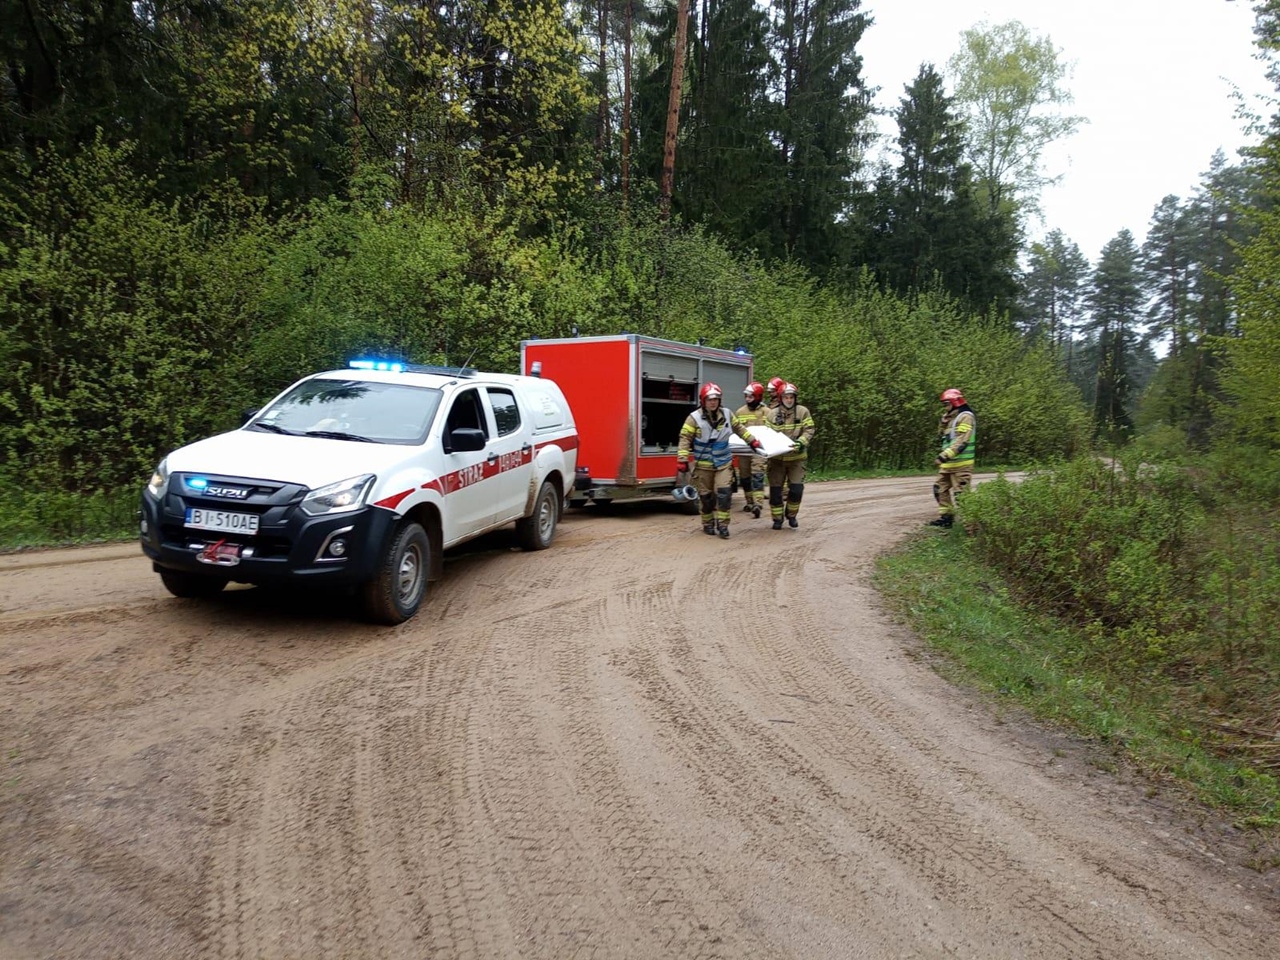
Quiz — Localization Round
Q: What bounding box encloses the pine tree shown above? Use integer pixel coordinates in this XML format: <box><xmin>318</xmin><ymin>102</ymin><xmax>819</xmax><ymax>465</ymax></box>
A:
<box><xmin>1141</xmin><ymin>195</ymin><xmax>1194</xmax><ymax>359</ymax></box>
<box><xmin>1019</xmin><ymin>229</ymin><xmax>1089</xmax><ymax>354</ymax></box>
<box><xmin>765</xmin><ymin>0</ymin><xmax>872</xmax><ymax>272</ymax></box>
<box><xmin>678</xmin><ymin>0</ymin><xmax>777</xmax><ymax>248</ymax></box>
<box><xmin>877</xmin><ymin>64</ymin><xmax>967</xmax><ymax>293</ymax></box>
<box><xmin>1085</xmin><ymin>230</ymin><xmax>1146</xmax><ymax>442</ymax></box>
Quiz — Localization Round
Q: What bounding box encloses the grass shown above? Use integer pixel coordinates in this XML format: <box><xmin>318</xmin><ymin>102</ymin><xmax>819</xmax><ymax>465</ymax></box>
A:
<box><xmin>0</xmin><ymin>485</ymin><xmax>139</xmax><ymax>553</ymax></box>
<box><xmin>807</xmin><ymin>462</ymin><xmax>1021</xmax><ymax>482</ymax></box>
<box><xmin>874</xmin><ymin>528</ymin><xmax>1280</xmax><ymax>837</ymax></box>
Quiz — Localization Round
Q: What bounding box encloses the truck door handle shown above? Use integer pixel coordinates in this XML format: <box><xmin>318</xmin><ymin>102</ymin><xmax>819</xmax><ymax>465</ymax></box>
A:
<box><xmin>486</xmin><ymin>452</ymin><xmax>499</xmax><ymax>464</ymax></box>
<box><xmin>521</xmin><ymin>443</ymin><xmax>533</xmax><ymax>455</ymax></box>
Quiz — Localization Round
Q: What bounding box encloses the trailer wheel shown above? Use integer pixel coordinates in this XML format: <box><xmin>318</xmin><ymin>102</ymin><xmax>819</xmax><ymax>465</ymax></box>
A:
<box><xmin>360</xmin><ymin>521</ymin><xmax>429</xmax><ymax>624</ymax></box>
<box><xmin>516</xmin><ymin>480</ymin><xmax>559</xmax><ymax>550</ymax></box>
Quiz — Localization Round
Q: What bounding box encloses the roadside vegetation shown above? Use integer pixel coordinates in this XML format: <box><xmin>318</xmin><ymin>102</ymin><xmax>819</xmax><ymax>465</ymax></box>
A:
<box><xmin>877</xmin><ymin>451</ymin><xmax>1280</xmax><ymax>851</ymax></box>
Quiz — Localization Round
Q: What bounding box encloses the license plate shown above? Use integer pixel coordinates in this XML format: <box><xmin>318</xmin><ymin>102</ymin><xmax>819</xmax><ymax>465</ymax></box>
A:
<box><xmin>185</xmin><ymin>507</ymin><xmax>260</xmax><ymax>534</ymax></box>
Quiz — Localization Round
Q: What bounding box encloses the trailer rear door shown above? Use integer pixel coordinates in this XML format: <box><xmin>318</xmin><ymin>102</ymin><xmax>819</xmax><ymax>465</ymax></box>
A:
<box><xmin>700</xmin><ymin>359</ymin><xmax>750</xmax><ymax>404</ymax></box>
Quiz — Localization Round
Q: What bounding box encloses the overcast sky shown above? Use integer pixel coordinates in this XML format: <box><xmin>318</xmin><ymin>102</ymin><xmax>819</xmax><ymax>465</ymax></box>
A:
<box><xmin>859</xmin><ymin>0</ymin><xmax>1275</xmax><ymax>262</ymax></box>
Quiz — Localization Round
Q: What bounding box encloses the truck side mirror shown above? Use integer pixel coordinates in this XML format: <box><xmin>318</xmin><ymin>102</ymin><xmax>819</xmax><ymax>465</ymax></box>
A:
<box><xmin>448</xmin><ymin>427</ymin><xmax>487</xmax><ymax>453</ymax></box>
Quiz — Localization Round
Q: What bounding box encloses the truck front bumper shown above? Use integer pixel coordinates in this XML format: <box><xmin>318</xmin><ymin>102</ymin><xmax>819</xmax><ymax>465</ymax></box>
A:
<box><xmin>139</xmin><ymin>477</ymin><xmax>396</xmax><ymax>586</ymax></box>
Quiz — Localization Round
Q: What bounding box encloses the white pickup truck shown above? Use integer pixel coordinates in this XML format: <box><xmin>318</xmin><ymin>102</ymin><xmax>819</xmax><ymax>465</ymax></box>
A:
<box><xmin>139</xmin><ymin>361</ymin><xmax>579</xmax><ymax>624</ymax></box>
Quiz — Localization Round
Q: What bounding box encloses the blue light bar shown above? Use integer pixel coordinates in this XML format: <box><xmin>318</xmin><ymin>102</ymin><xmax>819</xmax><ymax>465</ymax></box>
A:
<box><xmin>186</xmin><ymin>477</ymin><xmax>209</xmax><ymax>490</ymax></box>
<box><xmin>348</xmin><ymin>359</ymin><xmax>404</xmax><ymax>373</ymax></box>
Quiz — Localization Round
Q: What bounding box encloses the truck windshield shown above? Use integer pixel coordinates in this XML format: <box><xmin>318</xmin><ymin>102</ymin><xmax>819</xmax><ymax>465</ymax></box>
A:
<box><xmin>248</xmin><ymin>379</ymin><xmax>443</xmax><ymax>446</ymax></box>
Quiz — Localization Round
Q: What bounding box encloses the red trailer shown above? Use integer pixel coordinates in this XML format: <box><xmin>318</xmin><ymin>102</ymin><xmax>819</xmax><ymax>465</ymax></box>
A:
<box><xmin>520</xmin><ymin>335</ymin><xmax>753</xmax><ymax>506</ymax></box>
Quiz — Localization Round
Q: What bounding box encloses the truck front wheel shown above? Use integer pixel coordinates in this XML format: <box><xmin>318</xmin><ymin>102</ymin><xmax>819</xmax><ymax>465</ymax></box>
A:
<box><xmin>159</xmin><ymin>569</ymin><xmax>227</xmax><ymax>599</ymax></box>
<box><xmin>516</xmin><ymin>480</ymin><xmax>559</xmax><ymax>550</ymax></box>
<box><xmin>361</xmin><ymin>521</ymin><xmax>429</xmax><ymax>625</ymax></box>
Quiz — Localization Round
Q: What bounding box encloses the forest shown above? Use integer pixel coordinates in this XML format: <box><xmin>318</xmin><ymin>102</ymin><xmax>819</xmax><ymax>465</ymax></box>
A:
<box><xmin>3</xmin><ymin>3</ymin><xmax>1279</xmax><ymax>782</ymax></box>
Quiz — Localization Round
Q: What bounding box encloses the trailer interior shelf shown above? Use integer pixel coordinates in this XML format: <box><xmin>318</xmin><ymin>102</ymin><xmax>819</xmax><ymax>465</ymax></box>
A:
<box><xmin>640</xmin><ymin>376</ymin><xmax>697</xmax><ymax>452</ymax></box>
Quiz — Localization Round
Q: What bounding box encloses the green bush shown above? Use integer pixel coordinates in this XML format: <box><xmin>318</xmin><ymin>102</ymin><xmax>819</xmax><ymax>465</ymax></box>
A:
<box><xmin>961</xmin><ymin>452</ymin><xmax>1280</xmax><ymax>740</ymax></box>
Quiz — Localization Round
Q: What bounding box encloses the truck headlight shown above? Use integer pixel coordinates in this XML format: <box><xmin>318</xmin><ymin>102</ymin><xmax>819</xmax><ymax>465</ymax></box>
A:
<box><xmin>299</xmin><ymin>474</ymin><xmax>375</xmax><ymax>516</ymax></box>
<box><xmin>146</xmin><ymin>459</ymin><xmax>169</xmax><ymax>499</ymax></box>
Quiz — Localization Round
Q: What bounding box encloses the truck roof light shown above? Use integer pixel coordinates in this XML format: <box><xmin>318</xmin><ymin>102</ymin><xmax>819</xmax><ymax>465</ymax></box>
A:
<box><xmin>348</xmin><ymin>359</ymin><xmax>405</xmax><ymax>373</ymax></box>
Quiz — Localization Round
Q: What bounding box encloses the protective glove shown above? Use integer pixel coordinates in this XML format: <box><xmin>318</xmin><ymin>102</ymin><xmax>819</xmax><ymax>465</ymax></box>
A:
<box><xmin>676</xmin><ymin>458</ymin><xmax>689</xmax><ymax>473</ymax></box>
<box><xmin>749</xmin><ymin>438</ymin><xmax>763</xmax><ymax>452</ymax></box>
<box><xmin>792</xmin><ymin>442</ymin><xmax>805</xmax><ymax>454</ymax></box>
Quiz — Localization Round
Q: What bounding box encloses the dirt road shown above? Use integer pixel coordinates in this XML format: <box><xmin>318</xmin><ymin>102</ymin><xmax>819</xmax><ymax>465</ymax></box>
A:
<box><xmin>1</xmin><ymin>477</ymin><xmax>1276</xmax><ymax>959</ymax></box>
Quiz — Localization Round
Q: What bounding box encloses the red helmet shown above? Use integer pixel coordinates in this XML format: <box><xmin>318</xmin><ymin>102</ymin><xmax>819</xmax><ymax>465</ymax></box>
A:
<box><xmin>767</xmin><ymin>376</ymin><xmax>784</xmax><ymax>397</ymax></box>
<box><xmin>940</xmin><ymin>388</ymin><xmax>965</xmax><ymax>408</ymax></box>
<box><xmin>743</xmin><ymin>381</ymin><xmax>764</xmax><ymax>402</ymax></box>
<box><xmin>699</xmin><ymin>382</ymin><xmax>723</xmax><ymax>405</ymax></box>
<box><xmin>781</xmin><ymin>382</ymin><xmax>797</xmax><ymax>397</ymax></box>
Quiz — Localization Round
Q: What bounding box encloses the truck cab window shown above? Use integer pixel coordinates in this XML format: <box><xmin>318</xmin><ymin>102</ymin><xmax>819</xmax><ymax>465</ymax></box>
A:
<box><xmin>445</xmin><ymin>389</ymin><xmax>489</xmax><ymax>437</ymax></box>
<box><xmin>487</xmin><ymin>388</ymin><xmax>521</xmax><ymax>436</ymax></box>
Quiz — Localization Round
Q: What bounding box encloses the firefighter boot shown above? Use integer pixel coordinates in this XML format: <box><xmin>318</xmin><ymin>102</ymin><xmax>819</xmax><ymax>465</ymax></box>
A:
<box><xmin>927</xmin><ymin>515</ymin><xmax>954</xmax><ymax>528</ymax></box>
<box><xmin>703</xmin><ymin>522</ymin><xmax>717</xmax><ymax>536</ymax></box>
<box><xmin>772</xmin><ymin>518</ymin><xmax>784</xmax><ymax>530</ymax></box>
<box><xmin>787</xmin><ymin>515</ymin><xmax>799</xmax><ymax>528</ymax></box>
<box><xmin>717</xmin><ymin>524</ymin><xmax>731</xmax><ymax>539</ymax></box>
<box><xmin>752</xmin><ymin>504</ymin><xmax>762</xmax><ymax>519</ymax></box>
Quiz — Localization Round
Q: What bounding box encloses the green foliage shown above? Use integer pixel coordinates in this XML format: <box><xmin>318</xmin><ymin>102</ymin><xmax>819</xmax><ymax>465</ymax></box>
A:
<box><xmin>947</xmin><ymin>19</ymin><xmax>1084</xmax><ymax>217</ymax></box>
<box><xmin>1223</xmin><ymin>156</ymin><xmax>1280</xmax><ymax>450</ymax></box>
<box><xmin>1017</xmin><ymin>229</ymin><xmax>1089</xmax><ymax>350</ymax></box>
<box><xmin>961</xmin><ymin>454</ymin><xmax>1280</xmax><ymax>754</ymax></box>
<box><xmin>876</xmin><ymin>531</ymin><xmax>1279</xmax><ymax>823</ymax></box>
<box><xmin>0</xmin><ymin>137</ymin><xmax>274</xmax><ymax>492</ymax></box>
<box><xmin>965</xmin><ymin>457</ymin><xmax>1201</xmax><ymax>645</ymax></box>
<box><xmin>761</xmin><ymin>283</ymin><xmax>1089</xmax><ymax>469</ymax></box>
<box><xmin>1086</xmin><ymin>229</ymin><xmax>1145</xmax><ymax>443</ymax></box>
<box><xmin>0</xmin><ymin>148</ymin><xmax>1088</xmax><ymax>548</ymax></box>
<box><xmin>869</xmin><ymin>64</ymin><xmax>1019</xmax><ymax>313</ymax></box>
<box><xmin>0</xmin><ymin>467</ymin><xmax>137</xmax><ymax>549</ymax></box>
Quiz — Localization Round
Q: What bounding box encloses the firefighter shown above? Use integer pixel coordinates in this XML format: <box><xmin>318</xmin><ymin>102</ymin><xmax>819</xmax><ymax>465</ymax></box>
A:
<box><xmin>930</xmin><ymin>387</ymin><xmax>976</xmax><ymax>528</ymax></box>
<box><xmin>765</xmin><ymin>376</ymin><xmax>786</xmax><ymax>409</ymax></box>
<box><xmin>677</xmin><ymin>383</ymin><xmax>763</xmax><ymax>538</ymax></box>
<box><xmin>762</xmin><ymin>375</ymin><xmax>788</xmax><ymax>512</ymax></box>
<box><xmin>734</xmin><ymin>381</ymin><xmax>770</xmax><ymax>518</ymax></box>
<box><xmin>767</xmin><ymin>382</ymin><xmax>815</xmax><ymax>529</ymax></box>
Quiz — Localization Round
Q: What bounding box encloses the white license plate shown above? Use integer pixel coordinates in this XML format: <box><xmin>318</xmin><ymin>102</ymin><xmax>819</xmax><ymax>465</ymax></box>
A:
<box><xmin>185</xmin><ymin>508</ymin><xmax>260</xmax><ymax>535</ymax></box>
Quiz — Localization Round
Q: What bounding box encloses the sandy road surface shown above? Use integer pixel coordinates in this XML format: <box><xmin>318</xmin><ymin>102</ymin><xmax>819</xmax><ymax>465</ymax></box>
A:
<box><xmin>1</xmin><ymin>477</ymin><xmax>1276</xmax><ymax>959</ymax></box>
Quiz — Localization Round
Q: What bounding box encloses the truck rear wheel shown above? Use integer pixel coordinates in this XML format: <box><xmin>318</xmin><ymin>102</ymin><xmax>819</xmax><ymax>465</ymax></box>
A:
<box><xmin>159</xmin><ymin>569</ymin><xmax>227</xmax><ymax>599</ymax></box>
<box><xmin>516</xmin><ymin>480</ymin><xmax>559</xmax><ymax>550</ymax></box>
<box><xmin>360</xmin><ymin>521</ymin><xmax>429</xmax><ymax>625</ymax></box>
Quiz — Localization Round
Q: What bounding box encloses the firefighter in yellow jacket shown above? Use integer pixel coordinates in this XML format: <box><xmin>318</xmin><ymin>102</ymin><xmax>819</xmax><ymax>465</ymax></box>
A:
<box><xmin>677</xmin><ymin>383</ymin><xmax>763</xmax><ymax>538</ymax></box>
<box><xmin>930</xmin><ymin>387</ymin><xmax>976</xmax><ymax>528</ymax></box>
<box><xmin>734</xmin><ymin>381</ymin><xmax>771</xmax><ymax>519</ymax></box>
<box><xmin>767</xmin><ymin>382</ymin><xmax>815</xmax><ymax>529</ymax></box>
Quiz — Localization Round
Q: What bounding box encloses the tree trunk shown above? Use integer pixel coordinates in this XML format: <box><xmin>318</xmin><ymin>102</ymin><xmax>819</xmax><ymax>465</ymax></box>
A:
<box><xmin>660</xmin><ymin>0</ymin><xmax>691</xmax><ymax>220</ymax></box>
<box><xmin>596</xmin><ymin>0</ymin><xmax>608</xmax><ymax>187</ymax></box>
<box><xmin>622</xmin><ymin>0</ymin><xmax>633</xmax><ymax>204</ymax></box>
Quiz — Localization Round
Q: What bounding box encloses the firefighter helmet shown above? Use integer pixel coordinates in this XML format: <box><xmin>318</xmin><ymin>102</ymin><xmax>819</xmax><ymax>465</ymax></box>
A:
<box><xmin>781</xmin><ymin>382</ymin><xmax>798</xmax><ymax>397</ymax></box>
<box><xmin>940</xmin><ymin>388</ymin><xmax>965</xmax><ymax>408</ymax></box>
<box><xmin>699</xmin><ymin>382</ymin><xmax>723</xmax><ymax>405</ymax></box>
<box><xmin>744</xmin><ymin>381</ymin><xmax>764</xmax><ymax>402</ymax></box>
<box><xmin>767</xmin><ymin>376</ymin><xmax>785</xmax><ymax>397</ymax></box>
